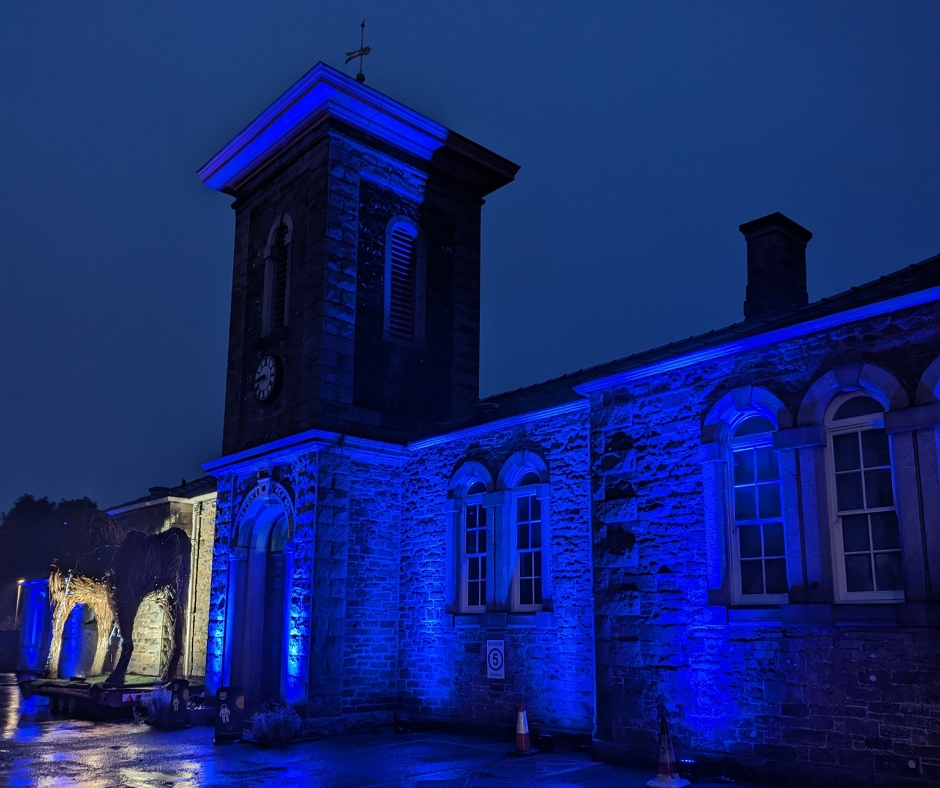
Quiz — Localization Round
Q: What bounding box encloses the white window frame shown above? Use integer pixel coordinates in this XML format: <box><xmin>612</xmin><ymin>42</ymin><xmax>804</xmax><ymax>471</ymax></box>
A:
<box><xmin>510</xmin><ymin>477</ymin><xmax>549</xmax><ymax>613</ymax></box>
<box><xmin>728</xmin><ymin>423</ymin><xmax>789</xmax><ymax>606</ymax></box>
<box><xmin>825</xmin><ymin>393</ymin><xmax>905</xmax><ymax>604</ymax></box>
<box><xmin>459</xmin><ymin>485</ymin><xmax>489</xmax><ymax>613</ymax></box>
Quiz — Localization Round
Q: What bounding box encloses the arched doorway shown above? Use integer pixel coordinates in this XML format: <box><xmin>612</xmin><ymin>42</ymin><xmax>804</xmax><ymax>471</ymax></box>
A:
<box><xmin>228</xmin><ymin>496</ymin><xmax>291</xmax><ymax>707</ymax></box>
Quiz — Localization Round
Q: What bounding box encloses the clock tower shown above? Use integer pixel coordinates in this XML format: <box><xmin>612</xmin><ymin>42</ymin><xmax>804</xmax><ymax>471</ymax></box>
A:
<box><xmin>199</xmin><ymin>63</ymin><xmax>518</xmax><ymax>455</ymax></box>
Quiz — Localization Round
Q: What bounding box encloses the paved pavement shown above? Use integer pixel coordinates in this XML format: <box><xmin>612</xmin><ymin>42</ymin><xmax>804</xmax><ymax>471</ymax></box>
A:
<box><xmin>0</xmin><ymin>674</ymin><xmax>741</xmax><ymax>787</ymax></box>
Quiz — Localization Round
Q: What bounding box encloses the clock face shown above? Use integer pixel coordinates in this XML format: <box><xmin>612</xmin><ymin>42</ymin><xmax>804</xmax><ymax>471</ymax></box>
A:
<box><xmin>253</xmin><ymin>355</ymin><xmax>279</xmax><ymax>402</ymax></box>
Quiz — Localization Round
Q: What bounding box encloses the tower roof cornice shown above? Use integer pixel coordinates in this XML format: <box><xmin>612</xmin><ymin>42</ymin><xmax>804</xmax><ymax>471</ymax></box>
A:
<box><xmin>198</xmin><ymin>61</ymin><xmax>518</xmax><ymax>195</ymax></box>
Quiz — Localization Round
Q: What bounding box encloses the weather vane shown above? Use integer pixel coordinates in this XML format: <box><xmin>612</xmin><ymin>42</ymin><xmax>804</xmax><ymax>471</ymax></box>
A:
<box><xmin>345</xmin><ymin>18</ymin><xmax>371</xmax><ymax>83</ymax></box>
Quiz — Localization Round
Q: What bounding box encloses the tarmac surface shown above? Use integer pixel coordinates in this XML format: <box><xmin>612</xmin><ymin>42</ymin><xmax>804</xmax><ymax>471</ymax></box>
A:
<box><xmin>0</xmin><ymin>674</ymin><xmax>748</xmax><ymax>788</ymax></box>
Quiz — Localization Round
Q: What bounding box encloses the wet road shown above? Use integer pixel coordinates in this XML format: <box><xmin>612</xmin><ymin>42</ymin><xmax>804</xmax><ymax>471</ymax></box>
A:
<box><xmin>0</xmin><ymin>674</ymin><xmax>738</xmax><ymax>787</ymax></box>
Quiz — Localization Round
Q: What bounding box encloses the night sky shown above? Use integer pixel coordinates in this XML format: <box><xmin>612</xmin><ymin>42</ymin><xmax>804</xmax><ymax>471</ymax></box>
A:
<box><xmin>1</xmin><ymin>2</ymin><xmax>938</xmax><ymax>513</ymax></box>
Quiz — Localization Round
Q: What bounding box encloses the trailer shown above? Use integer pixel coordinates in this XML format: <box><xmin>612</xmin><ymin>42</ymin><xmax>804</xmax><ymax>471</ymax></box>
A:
<box><xmin>17</xmin><ymin>674</ymin><xmax>203</xmax><ymax>718</ymax></box>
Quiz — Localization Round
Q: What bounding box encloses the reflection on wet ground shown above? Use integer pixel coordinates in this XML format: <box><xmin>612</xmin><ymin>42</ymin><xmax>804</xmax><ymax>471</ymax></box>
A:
<box><xmin>0</xmin><ymin>674</ymin><xmax>742</xmax><ymax>787</ymax></box>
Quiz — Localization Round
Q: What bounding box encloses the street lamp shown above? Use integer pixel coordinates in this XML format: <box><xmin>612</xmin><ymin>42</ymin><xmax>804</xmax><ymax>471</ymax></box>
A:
<box><xmin>14</xmin><ymin>579</ymin><xmax>25</xmax><ymax>631</ymax></box>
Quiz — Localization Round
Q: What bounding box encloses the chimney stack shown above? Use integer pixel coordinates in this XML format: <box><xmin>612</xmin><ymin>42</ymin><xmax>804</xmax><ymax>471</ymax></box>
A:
<box><xmin>739</xmin><ymin>212</ymin><xmax>812</xmax><ymax>319</ymax></box>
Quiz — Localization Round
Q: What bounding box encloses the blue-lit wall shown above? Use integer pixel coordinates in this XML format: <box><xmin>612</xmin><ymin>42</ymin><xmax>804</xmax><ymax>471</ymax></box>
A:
<box><xmin>16</xmin><ymin>580</ymin><xmax>50</xmax><ymax>673</ymax></box>
<box><xmin>589</xmin><ymin>300</ymin><xmax>940</xmax><ymax>785</ymax></box>
<box><xmin>399</xmin><ymin>407</ymin><xmax>595</xmax><ymax>735</ymax></box>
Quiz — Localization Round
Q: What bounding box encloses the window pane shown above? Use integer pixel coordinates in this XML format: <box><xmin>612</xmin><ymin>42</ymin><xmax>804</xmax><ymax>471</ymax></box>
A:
<box><xmin>531</xmin><ymin>522</ymin><xmax>541</xmax><ymax>549</ymax></box>
<box><xmin>480</xmin><ymin>528</ymin><xmax>487</xmax><ymax>552</ymax></box>
<box><xmin>517</xmin><ymin>524</ymin><xmax>529</xmax><ymax>550</ymax></box>
<box><xmin>480</xmin><ymin>579</ymin><xmax>486</xmax><ymax>603</ymax></box>
<box><xmin>519</xmin><ymin>472</ymin><xmax>540</xmax><ymax>487</ymax></box>
<box><xmin>469</xmin><ymin>558</ymin><xmax>479</xmax><ymax>581</ymax></box>
<box><xmin>531</xmin><ymin>497</ymin><xmax>541</xmax><ymax>520</ymax></box>
<box><xmin>740</xmin><ymin>561</ymin><xmax>764</xmax><ymax>595</ymax></box>
<box><xmin>467</xmin><ymin>480</ymin><xmax>486</xmax><ymax>495</ymax></box>
<box><xmin>874</xmin><ymin>552</ymin><xmax>903</xmax><ymax>591</ymax></box>
<box><xmin>864</xmin><ymin>469</ymin><xmax>895</xmax><ymax>509</ymax></box>
<box><xmin>468</xmin><ymin>584</ymin><xmax>479</xmax><ymax>607</ymax></box>
<box><xmin>520</xmin><ymin>552</ymin><xmax>532</xmax><ymax>576</ymax></box>
<box><xmin>480</xmin><ymin>557</ymin><xmax>486</xmax><ymax>581</ymax></box>
<box><xmin>833</xmin><ymin>433</ymin><xmax>861</xmax><ymax>472</ymax></box>
<box><xmin>466</xmin><ymin>531</ymin><xmax>474</xmax><ymax>554</ymax></box>
<box><xmin>833</xmin><ymin>396</ymin><xmax>883</xmax><ymax>420</ymax></box>
<box><xmin>735</xmin><ymin>487</ymin><xmax>757</xmax><ymax>521</ymax></box>
<box><xmin>765</xmin><ymin>558</ymin><xmax>788</xmax><ymax>594</ymax></box>
<box><xmin>755</xmin><ymin>448</ymin><xmax>779</xmax><ymax>482</ymax></box>
<box><xmin>534</xmin><ymin>578</ymin><xmax>543</xmax><ymax>605</ymax></box>
<box><xmin>739</xmin><ymin>525</ymin><xmax>762</xmax><ymax>558</ymax></box>
<box><xmin>520</xmin><ymin>579</ymin><xmax>533</xmax><ymax>606</ymax></box>
<box><xmin>845</xmin><ymin>554</ymin><xmax>874</xmax><ymax>592</ymax></box>
<box><xmin>466</xmin><ymin>508</ymin><xmax>476</xmax><ymax>528</ymax></box>
<box><xmin>758</xmin><ymin>483</ymin><xmax>782</xmax><ymax>519</ymax></box>
<box><xmin>870</xmin><ymin>511</ymin><xmax>900</xmax><ymax>551</ymax></box>
<box><xmin>733</xmin><ymin>451</ymin><xmax>755</xmax><ymax>484</ymax></box>
<box><xmin>534</xmin><ymin>551</ymin><xmax>542</xmax><ymax>577</ymax></box>
<box><xmin>516</xmin><ymin>498</ymin><xmax>528</xmax><ymax>520</ymax></box>
<box><xmin>733</xmin><ymin>416</ymin><xmax>775</xmax><ymax>437</ymax></box>
<box><xmin>763</xmin><ymin>523</ymin><xmax>785</xmax><ymax>557</ymax></box>
<box><xmin>861</xmin><ymin>429</ymin><xmax>890</xmax><ymax>468</ymax></box>
<box><xmin>841</xmin><ymin>514</ymin><xmax>870</xmax><ymax>553</ymax></box>
<box><xmin>836</xmin><ymin>472</ymin><xmax>864</xmax><ymax>512</ymax></box>
<box><xmin>479</xmin><ymin>507</ymin><xmax>487</xmax><ymax>526</ymax></box>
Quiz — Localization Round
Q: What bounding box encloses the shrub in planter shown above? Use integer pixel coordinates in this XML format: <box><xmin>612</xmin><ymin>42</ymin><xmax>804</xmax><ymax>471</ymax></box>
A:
<box><xmin>250</xmin><ymin>703</ymin><xmax>304</xmax><ymax>747</ymax></box>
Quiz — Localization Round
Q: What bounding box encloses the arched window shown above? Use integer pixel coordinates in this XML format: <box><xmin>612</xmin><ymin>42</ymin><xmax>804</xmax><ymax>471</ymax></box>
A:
<box><xmin>512</xmin><ymin>470</ymin><xmax>545</xmax><ymax>611</ymax></box>
<box><xmin>729</xmin><ymin>416</ymin><xmax>788</xmax><ymax>603</ymax></box>
<box><xmin>826</xmin><ymin>394</ymin><xmax>903</xmax><ymax>601</ymax></box>
<box><xmin>447</xmin><ymin>463</ymin><xmax>494</xmax><ymax>615</ymax></box>
<box><xmin>262</xmin><ymin>216</ymin><xmax>292</xmax><ymax>337</ymax></box>
<box><xmin>462</xmin><ymin>479</ymin><xmax>488</xmax><ymax>612</ymax></box>
<box><xmin>384</xmin><ymin>217</ymin><xmax>426</xmax><ymax>343</ymax></box>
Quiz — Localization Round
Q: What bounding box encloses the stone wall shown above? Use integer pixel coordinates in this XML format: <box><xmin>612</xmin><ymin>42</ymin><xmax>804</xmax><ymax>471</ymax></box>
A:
<box><xmin>126</xmin><ymin>594</ymin><xmax>165</xmax><ymax>676</ymax></box>
<box><xmin>399</xmin><ymin>407</ymin><xmax>595</xmax><ymax>735</ymax></box>
<box><xmin>590</xmin><ymin>301</ymin><xmax>940</xmax><ymax>785</ymax></box>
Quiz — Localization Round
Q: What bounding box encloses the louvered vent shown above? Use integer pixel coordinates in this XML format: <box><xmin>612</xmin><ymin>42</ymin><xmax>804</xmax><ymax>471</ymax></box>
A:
<box><xmin>271</xmin><ymin>224</ymin><xmax>289</xmax><ymax>329</ymax></box>
<box><xmin>388</xmin><ymin>226</ymin><xmax>416</xmax><ymax>340</ymax></box>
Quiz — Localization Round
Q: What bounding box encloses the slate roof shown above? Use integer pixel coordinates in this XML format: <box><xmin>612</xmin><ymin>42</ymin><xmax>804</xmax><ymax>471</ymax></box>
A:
<box><xmin>107</xmin><ymin>476</ymin><xmax>217</xmax><ymax>514</ymax></box>
<box><xmin>459</xmin><ymin>250</ymin><xmax>940</xmax><ymax>429</ymax></box>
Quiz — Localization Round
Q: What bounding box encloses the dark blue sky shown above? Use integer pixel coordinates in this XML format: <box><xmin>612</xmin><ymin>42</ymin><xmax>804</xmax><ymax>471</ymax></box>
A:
<box><xmin>1</xmin><ymin>2</ymin><xmax>938</xmax><ymax>512</ymax></box>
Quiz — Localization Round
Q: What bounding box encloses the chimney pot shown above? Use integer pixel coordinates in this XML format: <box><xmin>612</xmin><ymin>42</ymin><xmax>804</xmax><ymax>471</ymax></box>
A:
<box><xmin>740</xmin><ymin>212</ymin><xmax>812</xmax><ymax>319</ymax></box>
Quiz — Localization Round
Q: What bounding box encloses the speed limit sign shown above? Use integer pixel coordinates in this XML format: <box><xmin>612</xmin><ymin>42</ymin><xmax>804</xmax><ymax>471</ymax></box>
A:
<box><xmin>486</xmin><ymin>639</ymin><xmax>505</xmax><ymax>679</ymax></box>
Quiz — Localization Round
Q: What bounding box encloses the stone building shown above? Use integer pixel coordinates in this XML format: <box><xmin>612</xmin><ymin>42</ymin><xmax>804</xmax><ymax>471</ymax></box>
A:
<box><xmin>196</xmin><ymin>62</ymin><xmax>940</xmax><ymax>785</ymax></box>
<box><xmin>17</xmin><ymin>478</ymin><xmax>218</xmax><ymax>681</ymax></box>
<box><xmin>106</xmin><ymin>477</ymin><xmax>217</xmax><ymax>679</ymax></box>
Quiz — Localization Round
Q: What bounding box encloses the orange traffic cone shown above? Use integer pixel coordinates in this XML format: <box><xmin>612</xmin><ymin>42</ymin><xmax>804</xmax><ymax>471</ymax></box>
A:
<box><xmin>647</xmin><ymin>715</ymin><xmax>690</xmax><ymax>787</ymax></box>
<box><xmin>507</xmin><ymin>700</ymin><xmax>538</xmax><ymax>757</ymax></box>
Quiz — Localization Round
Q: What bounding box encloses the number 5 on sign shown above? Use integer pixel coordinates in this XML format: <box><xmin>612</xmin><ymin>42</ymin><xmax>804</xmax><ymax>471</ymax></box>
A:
<box><xmin>486</xmin><ymin>639</ymin><xmax>505</xmax><ymax>679</ymax></box>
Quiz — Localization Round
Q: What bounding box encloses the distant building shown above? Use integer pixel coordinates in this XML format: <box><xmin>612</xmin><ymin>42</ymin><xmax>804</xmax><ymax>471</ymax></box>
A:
<box><xmin>17</xmin><ymin>479</ymin><xmax>217</xmax><ymax>682</ymax></box>
<box><xmin>195</xmin><ymin>61</ymin><xmax>939</xmax><ymax>785</ymax></box>
<box><xmin>106</xmin><ymin>478</ymin><xmax>217</xmax><ymax>679</ymax></box>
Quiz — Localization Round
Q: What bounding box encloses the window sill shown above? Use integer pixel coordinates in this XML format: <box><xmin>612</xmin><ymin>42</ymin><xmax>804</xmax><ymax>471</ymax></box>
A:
<box><xmin>448</xmin><ymin>611</ymin><xmax>554</xmax><ymax>629</ymax></box>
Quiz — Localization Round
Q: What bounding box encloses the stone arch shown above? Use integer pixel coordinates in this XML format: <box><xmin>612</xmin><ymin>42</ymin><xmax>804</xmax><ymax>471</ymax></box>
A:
<box><xmin>797</xmin><ymin>362</ymin><xmax>908</xmax><ymax>425</ymax></box>
<box><xmin>915</xmin><ymin>355</ymin><xmax>940</xmax><ymax>405</ymax></box>
<box><xmin>225</xmin><ymin>478</ymin><xmax>296</xmax><ymax>706</ymax></box>
<box><xmin>497</xmin><ymin>450</ymin><xmax>549</xmax><ymax>490</ymax></box>
<box><xmin>448</xmin><ymin>460</ymin><xmax>494</xmax><ymax>498</ymax></box>
<box><xmin>702</xmin><ymin>385</ymin><xmax>793</xmax><ymax>445</ymax></box>
<box><xmin>263</xmin><ymin>213</ymin><xmax>293</xmax><ymax>257</ymax></box>
<box><xmin>232</xmin><ymin>477</ymin><xmax>295</xmax><ymax>548</ymax></box>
